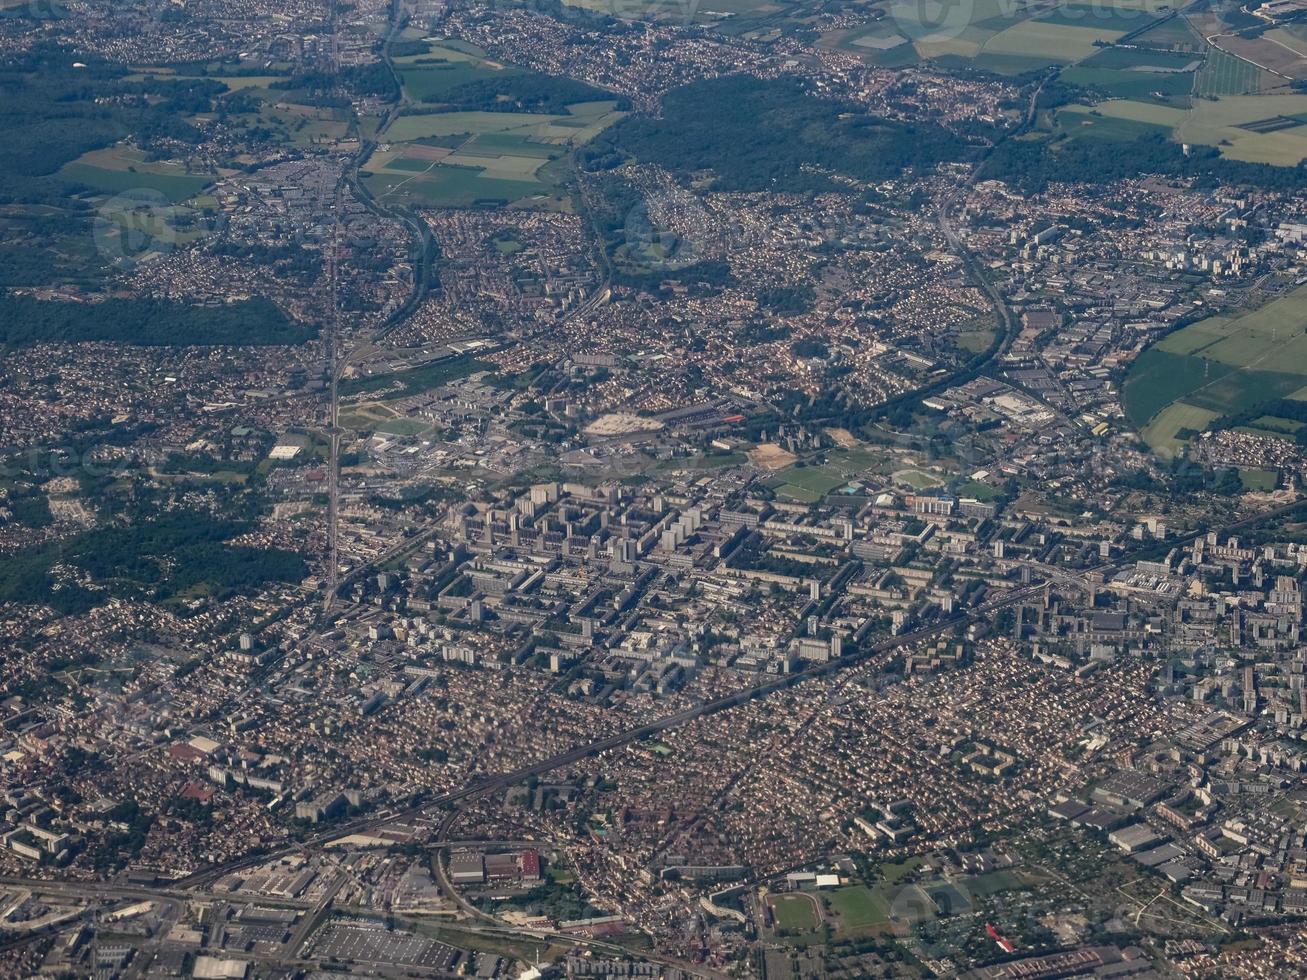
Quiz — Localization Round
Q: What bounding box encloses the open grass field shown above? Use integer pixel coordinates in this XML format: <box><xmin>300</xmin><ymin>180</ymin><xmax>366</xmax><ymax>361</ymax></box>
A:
<box><xmin>1130</xmin><ymin>12</ymin><xmax>1205</xmax><ymax>51</ymax></box>
<box><xmin>374</xmin><ymin>417</ymin><xmax>433</xmax><ymax>437</ymax></box>
<box><xmin>955</xmin><ymin>327</ymin><xmax>996</xmax><ymax>353</ymax></box>
<box><xmin>836</xmin><ymin>0</ymin><xmax>1181</xmax><ymax>74</ymax></box>
<box><xmin>59</xmin><ymin>145</ymin><xmax>214</xmax><ymax>203</ymax></box>
<box><xmin>339</xmin><ymin>405</ymin><xmax>399</xmax><ymax>430</ymax></box>
<box><xmin>1079</xmin><ymin>46</ymin><xmax>1200</xmax><ymax>71</ymax></box>
<box><xmin>1241</xmin><ymin>468</ymin><xmax>1279</xmax><ymax>491</ymax></box>
<box><xmin>1250</xmin><ymin>414</ymin><xmax>1304</xmax><ymax>433</ymax></box>
<box><xmin>1267</xmin><ymin>25</ymin><xmax>1307</xmax><ymax>58</ymax></box>
<box><xmin>1139</xmin><ymin>401</ymin><xmax>1219</xmax><ymax>456</ymax></box>
<box><xmin>1064</xmin><ymin>99</ymin><xmax>1188</xmax><ymax>127</ymax></box>
<box><xmin>1158</xmin><ymin>285</ymin><xmax>1307</xmax><ymax>367</ymax></box>
<box><xmin>61</xmin><ymin>163</ymin><xmax>212</xmax><ymax>202</ymax></box>
<box><xmin>394</xmin><ymin>41</ymin><xmax>523</xmax><ymax>102</ymax></box>
<box><xmin>879</xmin><ymin>857</ymin><xmax>924</xmax><ymax>885</ymax></box>
<box><xmin>365</xmin><ymin>168</ymin><xmax>550</xmax><ymax>208</ymax></box>
<box><xmin>1034</xmin><ymin>3</ymin><xmax>1160</xmax><ymax>33</ymax></box>
<box><xmin>983</xmin><ymin>20</ymin><xmax>1129</xmax><ymax>64</ymax></box>
<box><xmin>1057</xmin><ymin>106</ymin><xmax>1173</xmax><ymax>141</ymax></box>
<box><xmin>828</xmin><ymin>886</ymin><xmax>890</xmax><ymax>934</ymax></box>
<box><xmin>1056</xmin><ymin>92</ymin><xmax>1307</xmax><ymax>164</ymax></box>
<box><xmin>1125</xmin><ymin>285</ymin><xmax>1307</xmax><ymax>451</ymax></box>
<box><xmin>339</xmin><ymin>355</ymin><xmax>493</xmax><ymax>399</ymax></box>
<box><xmin>1178</xmin><ymin>93</ymin><xmax>1307</xmax><ymax>164</ymax></box>
<box><xmin>1214</xmin><ymin>34</ymin><xmax>1307</xmax><ymax>81</ymax></box>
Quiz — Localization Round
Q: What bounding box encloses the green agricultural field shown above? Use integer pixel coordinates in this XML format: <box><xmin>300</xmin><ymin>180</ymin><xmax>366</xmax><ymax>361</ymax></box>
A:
<box><xmin>1035</xmin><ymin>4</ymin><xmax>1160</xmax><ymax>33</ymax></box>
<box><xmin>981</xmin><ymin>19</ymin><xmax>1130</xmax><ymax>64</ymax></box>
<box><xmin>1251</xmin><ymin>414</ymin><xmax>1304</xmax><ymax>433</ymax></box>
<box><xmin>1235</xmin><ymin>423</ymin><xmax>1293</xmax><ymax>440</ymax></box>
<box><xmin>1059</xmin><ymin>66</ymin><xmax>1194</xmax><ymax>102</ymax></box>
<box><xmin>1066</xmin><ymin>99</ymin><xmax>1189</xmax><ymax>127</ymax></box>
<box><xmin>366</xmin><ymin>167</ymin><xmax>549</xmax><ymax>208</ymax></box>
<box><xmin>1080</xmin><ymin>46</ymin><xmax>1201</xmax><ymax>71</ymax></box>
<box><xmin>1049</xmin><ymin>82</ymin><xmax>1307</xmax><ymax>164</ymax></box>
<box><xmin>1160</xmin><ymin>285</ymin><xmax>1307</xmax><ymax>367</ymax></box>
<box><xmin>60</xmin><ymin>163</ymin><xmax>211</xmax><ymax>202</ymax></box>
<box><xmin>1196</xmin><ymin>48</ymin><xmax>1264</xmax><ymax>96</ymax></box>
<box><xmin>395</xmin><ymin>42</ymin><xmax>523</xmax><ymax>102</ymax></box>
<box><xmin>187</xmin><ymin>74</ymin><xmax>287</xmax><ymax>91</ymax></box>
<box><xmin>1129</xmin><ymin>13</ymin><xmax>1204</xmax><ymax>51</ymax></box>
<box><xmin>374</xmin><ymin>101</ymin><xmax>623</xmax><ymax>207</ymax></box>
<box><xmin>1124</xmin><ymin>285</ymin><xmax>1307</xmax><ymax>451</ymax></box>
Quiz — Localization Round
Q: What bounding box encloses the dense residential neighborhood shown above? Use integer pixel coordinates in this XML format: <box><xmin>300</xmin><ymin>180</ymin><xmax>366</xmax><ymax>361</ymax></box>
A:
<box><xmin>8</xmin><ymin>0</ymin><xmax>1307</xmax><ymax>975</ymax></box>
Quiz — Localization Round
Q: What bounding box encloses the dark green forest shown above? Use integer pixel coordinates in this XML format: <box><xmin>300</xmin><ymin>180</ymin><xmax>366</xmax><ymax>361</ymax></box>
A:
<box><xmin>581</xmin><ymin>74</ymin><xmax>968</xmax><ymax>192</ymax></box>
<box><xmin>427</xmin><ymin>71</ymin><xmax>627</xmax><ymax>113</ymax></box>
<box><xmin>0</xmin><ymin>295</ymin><xmax>313</xmax><ymax>347</ymax></box>
<box><xmin>0</xmin><ymin>511</ymin><xmax>308</xmax><ymax>613</ymax></box>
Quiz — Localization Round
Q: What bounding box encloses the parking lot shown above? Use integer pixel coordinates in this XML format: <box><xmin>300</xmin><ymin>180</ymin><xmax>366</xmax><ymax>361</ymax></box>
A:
<box><xmin>308</xmin><ymin>921</ymin><xmax>462</xmax><ymax>970</ymax></box>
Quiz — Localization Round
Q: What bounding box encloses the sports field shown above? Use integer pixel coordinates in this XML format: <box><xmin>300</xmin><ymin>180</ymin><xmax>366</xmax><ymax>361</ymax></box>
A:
<box><xmin>769</xmin><ymin>894</ymin><xmax>821</xmax><ymax>932</ymax></box>
<box><xmin>774</xmin><ymin>465</ymin><xmax>849</xmax><ymax>502</ymax></box>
